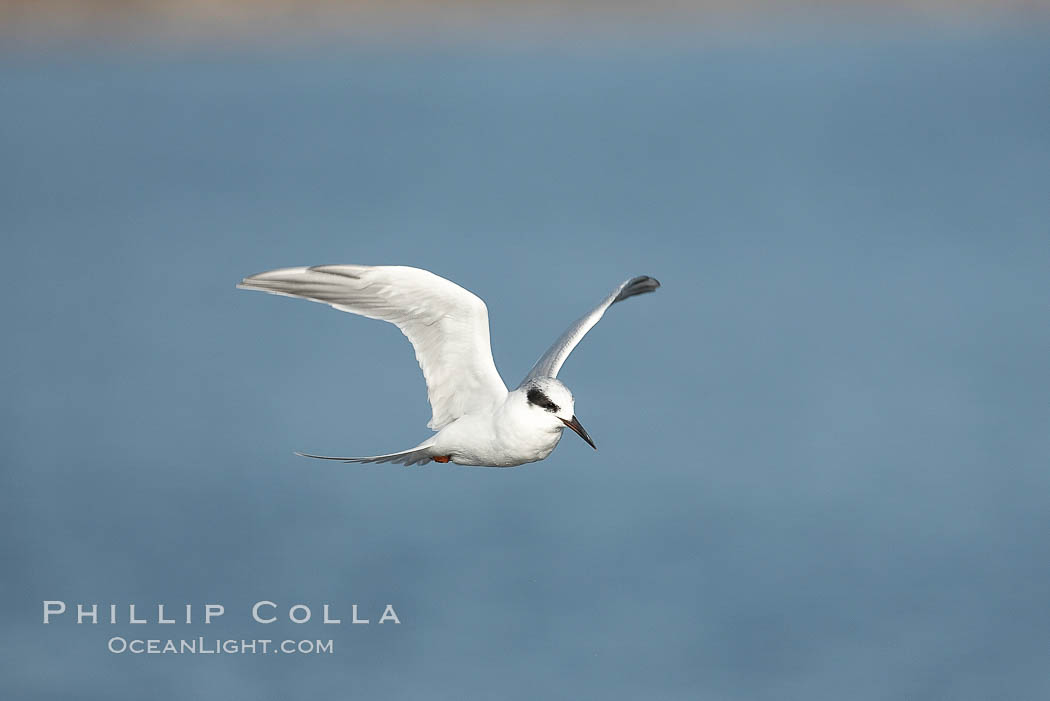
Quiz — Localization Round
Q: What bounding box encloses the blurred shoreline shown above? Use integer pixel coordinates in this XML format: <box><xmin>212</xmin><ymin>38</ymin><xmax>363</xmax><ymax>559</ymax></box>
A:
<box><xmin>3</xmin><ymin>0</ymin><xmax>1049</xmax><ymax>44</ymax></box>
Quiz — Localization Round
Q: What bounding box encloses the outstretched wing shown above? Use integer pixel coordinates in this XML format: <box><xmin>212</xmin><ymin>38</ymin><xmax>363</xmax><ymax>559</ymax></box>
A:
<box><xmin>520</xmin><ymin>275</ymin><xmax>660</xmax><ymax>386</ymax></box>
<box><xmin>238</xmin><ymin>265</ymin><xmax>508</xmax><ymax>430</ymax></box>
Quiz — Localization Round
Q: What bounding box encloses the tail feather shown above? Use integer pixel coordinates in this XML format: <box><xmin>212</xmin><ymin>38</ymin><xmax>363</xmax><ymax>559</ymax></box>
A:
<box><xmin>295</xmin><ymin>443</ymin><xmax>435</xmax><ymax>466</ymax></box>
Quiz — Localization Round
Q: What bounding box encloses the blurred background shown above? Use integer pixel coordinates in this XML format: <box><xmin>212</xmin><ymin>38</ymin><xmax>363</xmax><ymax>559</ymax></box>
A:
<box><xmin>2</xmin><ymin>2</ymin><xmax>1049</xmax><ymax>700</ymax></box>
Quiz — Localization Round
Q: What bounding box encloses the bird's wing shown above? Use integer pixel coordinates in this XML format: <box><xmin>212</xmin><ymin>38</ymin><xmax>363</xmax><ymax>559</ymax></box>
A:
<box><xmin>520</xmin><ymin>275</ymin><xmax>660</xmax><ymax>386</ymax></box>
<box><xmin>238</xmin><ymin>265</ymin><xmax>508</xmax><ymax>429</ymax></box>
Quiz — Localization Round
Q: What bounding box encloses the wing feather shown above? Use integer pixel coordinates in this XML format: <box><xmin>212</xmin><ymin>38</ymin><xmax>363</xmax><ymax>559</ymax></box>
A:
<box><xmin>521</xmin><ymin>275</ymin><xmax>660</xmax><ymax>386</ymax></box>
<box><xmin>239</xmin><ymin>265</ymin><xmax>508</xmax><ymax>429</ymax></box>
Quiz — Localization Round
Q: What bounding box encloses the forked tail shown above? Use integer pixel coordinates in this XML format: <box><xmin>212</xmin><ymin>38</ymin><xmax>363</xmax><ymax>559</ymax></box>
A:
<box><xmin>295</xmin><ymin>441</ymin><xmax>436</xmax><ymax>466</ymax></box>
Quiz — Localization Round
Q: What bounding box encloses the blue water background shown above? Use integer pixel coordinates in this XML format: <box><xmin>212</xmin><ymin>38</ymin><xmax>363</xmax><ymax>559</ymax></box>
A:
<box><xmin>2</xmin><ymin>25</ymin><xmax>1049</xmax><ymax>699</ymax></box>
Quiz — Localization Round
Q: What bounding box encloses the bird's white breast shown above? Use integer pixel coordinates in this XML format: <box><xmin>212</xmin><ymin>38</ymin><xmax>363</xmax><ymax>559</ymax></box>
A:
<box><xmin>430</xmin><ymin>401</ymin><xmax>563</xmax><ymax>467</ymax></box>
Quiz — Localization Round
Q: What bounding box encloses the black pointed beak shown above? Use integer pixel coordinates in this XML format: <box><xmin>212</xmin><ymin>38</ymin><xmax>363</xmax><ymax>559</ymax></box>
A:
<box><xmin>561</xmin><ymin>415</ymin><xmax>597</xmax><ymax>450</ymax></box>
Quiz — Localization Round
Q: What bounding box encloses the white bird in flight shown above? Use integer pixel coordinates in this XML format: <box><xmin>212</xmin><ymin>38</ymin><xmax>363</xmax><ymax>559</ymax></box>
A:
<box><xmin>238</xmin><ymin>265</ymin><xmax>660</xmax><ymax>467</ymax></box>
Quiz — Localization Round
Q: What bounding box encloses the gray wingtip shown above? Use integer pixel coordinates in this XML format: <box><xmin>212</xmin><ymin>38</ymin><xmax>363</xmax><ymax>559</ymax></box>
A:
<box><xmin>236</xmin><ymin>273</ymin><xmax>274</xmax><ymax>291</ymax></box>
<box><xmin>613</xmin><ymin>275</ymin><xmax>661</xmax><ymax>304</ymax></box>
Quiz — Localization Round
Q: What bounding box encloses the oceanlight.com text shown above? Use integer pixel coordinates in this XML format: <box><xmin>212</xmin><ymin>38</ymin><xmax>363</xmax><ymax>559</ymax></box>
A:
<box><xmin>107</xmin><ymin>637</ymin><xmax>334</xmax><ymax>655</ymax></box>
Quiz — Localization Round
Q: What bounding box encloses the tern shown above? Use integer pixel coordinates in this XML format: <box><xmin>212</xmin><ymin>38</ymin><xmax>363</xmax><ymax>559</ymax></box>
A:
<box><xmin>238</xmin><ymin>265</ymin><xmax>660</xmax><ymax>467</ymax></box>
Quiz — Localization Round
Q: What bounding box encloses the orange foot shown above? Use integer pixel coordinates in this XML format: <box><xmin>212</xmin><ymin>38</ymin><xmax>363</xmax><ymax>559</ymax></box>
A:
<box><xmin>433</xmin><ymin>455</ymin><xmax>451</xmax><ymax>463</ymax></box>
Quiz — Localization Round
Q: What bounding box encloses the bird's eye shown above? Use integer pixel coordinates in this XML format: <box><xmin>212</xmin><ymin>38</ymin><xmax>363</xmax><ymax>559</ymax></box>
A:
<box><xmin>527</xmin><ymin>388</ymin><xmax>560</xmax><ymax>413</ymax></box>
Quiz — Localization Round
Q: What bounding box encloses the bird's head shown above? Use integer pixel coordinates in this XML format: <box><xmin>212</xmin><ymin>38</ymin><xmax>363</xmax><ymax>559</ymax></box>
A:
<box><xmin>520</xmin><ymin>377</ymin><xmax>596</xmax><ymax>450</ymax></box>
